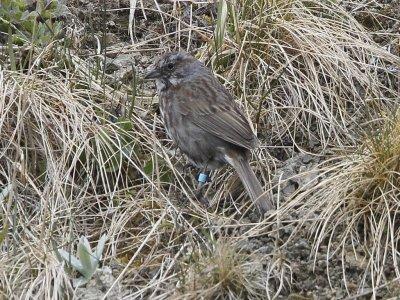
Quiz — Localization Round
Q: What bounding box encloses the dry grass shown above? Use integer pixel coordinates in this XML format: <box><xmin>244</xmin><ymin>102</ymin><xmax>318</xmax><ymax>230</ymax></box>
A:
<box><xmin>116</xmin><ymin>0</ymin><xmax>399</xmax><ymax>149</ymax></box>
<box><xmin>175</xmin><ymin>238</ymin><xmax>292</xmax><ymax>300</ymax></box>
<box><xmin>0</xmin><ymin>0</ymin><xmax>399</xmax><ymax>299</ymax></box>
<box><xmin>0</xmin><ymin>57</ymin><xmax>279</xmax><ymax>298</ymax></box>
<box><xmin>202</xmin><ymin>0</ymin><xmax>399</xmax><ymax>148</ymax></box>
<box><xmin>284</xmin><ymin>109</ymin><xmax>400</xmax><ymax>296</ymax></box>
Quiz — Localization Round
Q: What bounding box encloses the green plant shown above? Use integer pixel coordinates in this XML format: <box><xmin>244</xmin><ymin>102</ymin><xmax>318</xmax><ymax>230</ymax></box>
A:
<box><xmin>0</xmin><ymin>0</ymin><xmax>65</xmax><ymax>46</ymax></box>
<box><xmin>57</xmin><ymin>235</ymin><xmax>107</xmax><ymax>286</ymax></box>
<box><xmin>214</xmin><ymin>0</ymin><xmax>228</xmax><ymax>53</ymax></box>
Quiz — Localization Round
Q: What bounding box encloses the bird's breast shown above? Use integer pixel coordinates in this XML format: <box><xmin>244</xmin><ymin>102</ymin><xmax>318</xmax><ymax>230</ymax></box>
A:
<box><xmin>159</xmin><ymin>92</ymin><xmax>177</xmax><ymax>139</ymax></box>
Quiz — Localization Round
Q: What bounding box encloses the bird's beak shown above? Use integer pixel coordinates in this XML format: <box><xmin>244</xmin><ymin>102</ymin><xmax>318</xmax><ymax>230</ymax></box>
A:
<box><xmin>144</xmin><ymin>68</ymin><xmax>161</xmax><ymax>79</ymax></box>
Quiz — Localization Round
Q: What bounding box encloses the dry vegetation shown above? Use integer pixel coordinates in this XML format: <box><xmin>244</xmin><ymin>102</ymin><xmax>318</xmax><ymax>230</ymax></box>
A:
<box><xmin>0</xmin><ymin>0</ymin><xmax>399</xmax><ymax>299</ymax></box>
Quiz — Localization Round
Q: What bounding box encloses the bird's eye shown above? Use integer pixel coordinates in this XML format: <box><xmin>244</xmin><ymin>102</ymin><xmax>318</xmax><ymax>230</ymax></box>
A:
<box><xmin>166</xmin><ymin>63</ymin><xmax>174</xmax><ymax>70</ymax></box>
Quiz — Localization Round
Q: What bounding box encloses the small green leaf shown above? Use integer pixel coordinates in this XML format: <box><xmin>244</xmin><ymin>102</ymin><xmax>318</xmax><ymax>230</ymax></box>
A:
<box><xmin>116</xmin><ymin>118</ymin><xmax>133</xmax><ymax>131</ymax></box>
<box><xmin>80</xmin><ymin>236</ymin><xmax>92</xmax><ymax>253</ymax></box>
<box><xmin>19</xmin><ymin>10</ymin><xmax>30</xmax><ymax>21</ymax></box>
<box><xmin>45</xmin><ymin>0</ymin><xmax>58</xmax><ymax>11</ymax></box>
<box><xmin>77</xmin><ymin>237</ymin><xmax>97</xmax><ymax>278</ymax></box>
<box><xmin>214</xmin><ymin>0</ymin><xmax>228</xmax><ymax>52</ymax></box>
<box><xmin>143</xmin><ymin>159</ymin><xmax>154</xmax><ymax>176</ymax></box>
<box><xmin>0</xmin><ymin>221</ymin><xmax>9</xmax><ymax>247</ymax></box>
<box><xmin>94</xmin><ymin>234</ymin><xmax>107</xmax><ymax>261</ymax></box>
<box><xmin>58</xmin><ymin>249</ymin><xmax>84</xmax><ymax>272</ymax></box>
<box><xmin>8</xmin><ymin>27</ymin><xmax>16</xmax><ymax>70</ymax></box>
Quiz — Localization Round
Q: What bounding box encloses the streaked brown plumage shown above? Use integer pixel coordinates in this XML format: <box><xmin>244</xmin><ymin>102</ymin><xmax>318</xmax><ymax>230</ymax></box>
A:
<box><xmin>145</xmin><ymin>52</ymin><xmax>274</xmax><ymax>214</ymax></box>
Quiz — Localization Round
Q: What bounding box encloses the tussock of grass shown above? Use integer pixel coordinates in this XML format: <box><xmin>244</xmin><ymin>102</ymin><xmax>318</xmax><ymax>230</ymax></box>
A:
<box><xmin>285</xmin><ymin>110</ymin><xmax>400</xmax><ymax>296</ymax></box>
<box><xmin>176</xmin><ymin>238</ymin><xmax>291</xmax><ymax>299</ymax></box>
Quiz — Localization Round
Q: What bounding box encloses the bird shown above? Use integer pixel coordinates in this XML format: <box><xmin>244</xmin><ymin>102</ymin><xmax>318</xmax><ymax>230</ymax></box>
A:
<box><xmin>144</xmin><ymin>51</ymin><xmax>274</xmax><ymax>215</ymax></box>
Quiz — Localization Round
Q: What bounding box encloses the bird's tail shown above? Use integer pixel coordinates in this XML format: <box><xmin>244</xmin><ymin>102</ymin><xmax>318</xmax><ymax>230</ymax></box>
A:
<box><xmin>228</xmin><ymin>154</ymin><xmax>274</xmax><ymax>215</ymax></box>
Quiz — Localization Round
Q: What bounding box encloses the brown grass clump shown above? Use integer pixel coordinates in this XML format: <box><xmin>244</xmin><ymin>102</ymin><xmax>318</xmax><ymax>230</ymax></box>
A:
<box><xmin>286</xmin><ymin>109</ymin><xmax>400</xmax><ymax>296</ymax></box>
<box><xmin>175</xmin><ymin>238</ymin><xmax>291</xmax><ymax>299</ymax></box>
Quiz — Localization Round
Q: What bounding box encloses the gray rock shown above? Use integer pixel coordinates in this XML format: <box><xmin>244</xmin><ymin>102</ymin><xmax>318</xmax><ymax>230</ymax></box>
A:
<box><xmin>105</xmin><ymin>53</ymin><xmax>140</xmax><ymax>83</ymax></box>
<box><xmin>75</xmin><ymin>267</ymin><xmax>123</xmax><ymax>300</ymax></box>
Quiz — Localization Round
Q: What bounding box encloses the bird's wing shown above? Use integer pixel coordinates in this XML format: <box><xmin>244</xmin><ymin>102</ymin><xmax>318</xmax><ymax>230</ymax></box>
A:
<box><xmin>178</xmin><ymin>82</ymin><xmax>258</xmax><ymax>150</ymax></box>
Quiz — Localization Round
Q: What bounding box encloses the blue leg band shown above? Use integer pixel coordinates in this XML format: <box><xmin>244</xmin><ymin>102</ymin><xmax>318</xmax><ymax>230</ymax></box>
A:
<box><xmin>198</xmin><ymin>172</ymin><xmax>208</xmax><ymax>183</ymax></box>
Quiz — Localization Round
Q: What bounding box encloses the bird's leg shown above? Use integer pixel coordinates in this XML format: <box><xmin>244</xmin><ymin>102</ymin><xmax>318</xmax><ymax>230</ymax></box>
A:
<box><xmin>194</xmin><ymin>169</ymin><xmax>211</xmax><ymax>207</ymax></box>
<box><xmin>182</xmin><ymin>162</ymin><xmax>196</xmax><ymax>172</ymax></box>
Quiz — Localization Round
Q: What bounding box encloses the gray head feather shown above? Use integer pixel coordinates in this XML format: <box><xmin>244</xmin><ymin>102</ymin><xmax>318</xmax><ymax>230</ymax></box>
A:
<box><xmin>144</xmin><ymin>52</ymin><xmax>206</xmax><ymax>91</ymax></box>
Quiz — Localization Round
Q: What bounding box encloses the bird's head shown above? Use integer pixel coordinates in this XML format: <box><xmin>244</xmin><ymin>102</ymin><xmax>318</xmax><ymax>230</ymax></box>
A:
<box><xmin>144</xmin><ymin>52</ymin><xmax>202</xmax><ymax>90</ymax></box>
